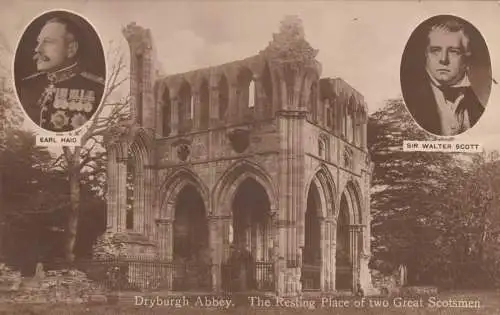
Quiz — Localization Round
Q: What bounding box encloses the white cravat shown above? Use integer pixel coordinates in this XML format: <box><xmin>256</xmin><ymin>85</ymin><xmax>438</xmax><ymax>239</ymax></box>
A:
<box><xmin>427</xmin><ymin>71</ymin><xmax>471</xmax><ymax>136</ymax></box>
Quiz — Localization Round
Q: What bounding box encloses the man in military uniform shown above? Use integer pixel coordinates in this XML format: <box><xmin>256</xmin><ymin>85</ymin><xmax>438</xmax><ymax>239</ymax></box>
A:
<box><xmin>18</xmin><ymin>16</ymin><xmax>104</xmax><ymax>132</ymax></box>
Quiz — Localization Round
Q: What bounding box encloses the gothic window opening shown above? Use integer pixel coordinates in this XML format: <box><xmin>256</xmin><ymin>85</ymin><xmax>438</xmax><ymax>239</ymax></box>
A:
<box><xmin>237</xmin><ymin>68</ymin><xmax>255</xmax><ymax>114</ymax></box>
<box><xmin>346</xmin><ymin>96</ymin><xmax>356</xmax><ymax>143</ymax></box>
<box><xmin>262</xmin><ymin>62</ymin><xmax>273</xmax><ymax>116</ymax></box>
<box><xmin>218</xmin><ymin>75</ymin><xmax>229</xmax><ymax>121</ymax></box>
<box><xmin>248</xmin><ymin>80</ymin><xmax>255</xmax><ymax>108</ymax></box>
<box><xmin>173</xmin><ymin>185</ymin><xmax>211</xmax><ymax>291</ymax></box>
<box><xmin>227</xmin><ymin>178</ymin><xmax>272</xmax><ymax>291</ymax></box>
<box><xmin>302</xmin><ymin>182</ymin><xmax>322</xmax><ymax>290</ymax></box>
<box><xmin>199</xmin><ymin>79</ymin><xmax>210</xmax><ymax>129</ymax></box>
<box><xmin>190</xmin><ymin>95</ymin><xmax>195</xmax><ymax>120</ymax></box>
<box><xmin>336</xmin><ymin>194</ymin><xmax>352</xmax><ymax>290</ymax></box>
<box><xmin>162</xmin><ymin>87</ymin><xmax>171</xmax><ymax>137</ymax></box>
<box><xmin>126</xmin><ymin>149</ymin><xmax>135</xmax><ymax>230</ymax></box>
<box><xmin>178</xmin><ymin>81</ymin><xmax>192</xmax><ymax>134</ymax></box>
<box><xmin>318</xmin><ymin>136</ymin><xmax>328</xmax><ymax>159</ymax></box>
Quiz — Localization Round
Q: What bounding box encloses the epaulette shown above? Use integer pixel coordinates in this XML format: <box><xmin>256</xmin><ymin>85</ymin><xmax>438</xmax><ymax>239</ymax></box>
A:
<box><xmin>21</xmin><ymin>72</ymin><xmax>45</xmax><ymax>81</ymax></box>
<box><xmin>81</xmin><ymin>71</ymin><xmax>105</xmax><ymax>85</ymax></box>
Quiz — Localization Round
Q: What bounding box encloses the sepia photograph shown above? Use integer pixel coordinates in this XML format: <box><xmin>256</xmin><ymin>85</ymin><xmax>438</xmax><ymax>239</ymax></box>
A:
<box><xmin>0</xmin><ymin>1</ymin><xmax>499</xmax><ymax>315</ymax></box>
<box><xmin>401</xmin><ymin>15</ymin><xmax>491</xmax><ymax>136</ymax></box>
<box><xmin>13</xmin><ymin>10</ymin><xmax>105</xmax><ymax>133</ymax></box>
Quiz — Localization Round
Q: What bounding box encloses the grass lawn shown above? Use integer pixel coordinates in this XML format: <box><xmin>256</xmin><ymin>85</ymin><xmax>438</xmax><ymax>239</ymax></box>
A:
<box><xmin>0</xmin><ymin>291</ymin><xmax>498</xmax><ymax>315</ymax></box>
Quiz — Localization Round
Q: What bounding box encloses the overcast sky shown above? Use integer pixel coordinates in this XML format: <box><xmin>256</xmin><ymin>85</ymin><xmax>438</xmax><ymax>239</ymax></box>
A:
<box><xmin>2</xmin><ymin>0</ymin><xmax>500</xmax><ymax>150</ymax></box>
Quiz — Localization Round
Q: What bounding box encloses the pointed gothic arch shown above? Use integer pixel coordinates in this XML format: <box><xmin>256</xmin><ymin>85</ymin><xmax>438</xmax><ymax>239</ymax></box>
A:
<box><xmin>160</xmin><ymin>168</ymin><xmax>210</xmax><ymax>219</ymax></box>
<box><xmin>338</xmin><ymin>179</ymin><xmax>363</xmax><ymax>225</ymax></box>
<box><xmin>213</xmin><ymin>160</ymin><xmax>277</xmax><ymax>217</ymax></box>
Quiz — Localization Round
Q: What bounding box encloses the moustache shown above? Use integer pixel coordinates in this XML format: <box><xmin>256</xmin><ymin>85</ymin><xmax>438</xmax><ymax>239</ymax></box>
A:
<box><xmin>33</xmin><ymin>53</ymin><xmax>50</xmax><ymax>62</ymax></box>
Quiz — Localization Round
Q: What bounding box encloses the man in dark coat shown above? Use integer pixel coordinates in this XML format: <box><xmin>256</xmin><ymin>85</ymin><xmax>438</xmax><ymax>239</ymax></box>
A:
<box><xmin>404</xmin><ymin>16</ymin><xmax>484</xmax><ymax>136</ymax></box>
<box><xmin>17</xmin><ymin>17</ymin><xmax>104</xmax><ymax>132</ymax></box>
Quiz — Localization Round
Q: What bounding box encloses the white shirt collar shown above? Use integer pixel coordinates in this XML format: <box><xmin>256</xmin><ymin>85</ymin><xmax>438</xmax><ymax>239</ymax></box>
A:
<box><xmin>426</xmin><ymin>69</ymin><xmax>471</xmax><ymax>89</ymax></box>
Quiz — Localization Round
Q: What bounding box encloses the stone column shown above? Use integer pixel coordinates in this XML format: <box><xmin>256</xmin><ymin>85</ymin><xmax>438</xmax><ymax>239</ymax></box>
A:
<box><xmin>116</xmin><ymin>157</ymin><xmax>128</xmax><ymax>232</ymax></box>
<box><xmin>156</xmin><ymin>218</ymin><xmax>173</xmax><ymax>290</ymax></box>
<box><xmin>323</xmin><ymin>218</ymin><xmax>335</xmax><ymax>292</ymax></box>
<box><xmin>228</xmin><ymin>83</ymin><xmax>239</xmax><ymax>122</ymax></box>
<box><xmin>349</xmin><ymin>224</ymin><xmax>362</xmax><ymax>292</ymax></box>
<box><xmin>319</xmin><ymin>217</ymin><xmax>326</xmax><ymax>292</ymax></box>
<box><xmin>254</xmin><ymin>76</ymin><xmax>264</xmax><ymax>119</ymax></box>
<box><xmin>209</xmin><ymin>84</ymin><xmax>219</xmax><ymax>125</ymax></box>
<box><xmin>133</xmin><ymin>167</ymin><xmax>144</xmax><ymax>234</ymax></box>
<box><xmin>106</xmin><ymin>148</ymin><xmax>118</xmax><ymax>232</ymax></box>
<box><xmin>208</xmin><ymin>215</ymin><xmax>222</xmax><ymax>292</ymax></box>
<box><xmin>142</xmin><ymin>166</ymin><xmax>154</xmax><ymax>239</ymax></box>
<box><xmin>217</xmin><ymin>214</ymin><xmax>232</xmax><ymax>291</ymax></box>
<box><xmin>277</xmin><ymin>109</ymin><xmax>307</xmax><ymax>296</ymax></box>
<box><xmin>155</xmin><ymin>218</ymin><xmax>172</xmax><ymax>258</ymax></box>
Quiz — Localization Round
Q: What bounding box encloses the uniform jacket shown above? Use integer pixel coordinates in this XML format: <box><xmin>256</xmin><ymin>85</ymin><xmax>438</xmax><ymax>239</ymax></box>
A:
<box><xmin>17</xmin><ymin>63</ymin><xmax>104</xmax><ymax>132</ymax></box>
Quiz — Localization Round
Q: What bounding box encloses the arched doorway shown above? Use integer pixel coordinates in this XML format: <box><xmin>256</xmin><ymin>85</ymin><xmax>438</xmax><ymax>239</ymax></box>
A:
<box><xmin>173</xmin><ymin>184</ymin><xmax>211</xmax><ymax>291</ymax></box>
<box><xmin>302</xmin><ymin>182</ymin><xmax>322</xmax><ymax>290</ymax></box>
<box><xmin>225</xmin><ymin>178</ymin><xmax>273</xmax><ymax>291</ymax></box>
<box><xmin>336</xmin><ymin>193</ymin><xmax>352</xmax><ymax>290</ymax></box>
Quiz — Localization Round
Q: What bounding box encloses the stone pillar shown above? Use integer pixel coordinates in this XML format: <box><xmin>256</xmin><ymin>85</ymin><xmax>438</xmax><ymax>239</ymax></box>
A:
<box><xmin>133</xmin><ymin>167</ymin><xmax>144</xmax><ymax>234</ymax></box>
<box><xmin>228</xmin><ymin>83</ymin><xmax>239</xmax><ymax>122</ymax></box>
<box><xmin>156</xmin><ymin>218</ymin><xmax>173</xmax><ymax>290</ymax></box>
<box><xmin>143</xmin><ymin>166</ymin><xmax>155</xmax><ymax>239</ymax></box>
<box><xmin>155</xmin><ymin>218</ymin><xmax>172</xmax><ymax>259</ymax></box>
<box><xmin>106</xmin><ymin>148</ymin><xmax>118</xmax><ymax>232</ymax></box>
<box><xmin>209</xmin><ymin>84</ymin><xmax>219</xmax><ymax>125</ymax></box>
<box><xmin>254</xmin><ymin>76</ymin><xmax>264</xmax><ymax>119</ymax></box>
<box><xmin>319</xmin><ymin>218</ymin><xmax>328</xmax><ymax>292</ymax></box>
<box><xmin>116</xmin><ymin>157</ymin><xmax>128</xmax><ymax>232</ymax></box>
<box><xmin>277</xmin><ymin>109</ymin><xmax>307</xmax><ymax>296</ymax></box>
<box><xmin>122</xmin><ymin>24</ymin><xmax>157</xmax><ymax>130</ymax></box>
<box><xmin>349</xmin><ymin>224</ymin><xmax>362</xmax><ymax>292</ymax></box>
<box><xmin>208</xmin><ymin>215</ymin><xmax>222</xmax><ymax>292</ymax></box>
<box><xmin>323</xmin><ymin>218</ymin><xmax>335</xmax><ymax>292</ymax></box>
<box><xmin>217</xmin><ymin>214</ymin><xmax>232</xmax><ymax>292</ymax></box>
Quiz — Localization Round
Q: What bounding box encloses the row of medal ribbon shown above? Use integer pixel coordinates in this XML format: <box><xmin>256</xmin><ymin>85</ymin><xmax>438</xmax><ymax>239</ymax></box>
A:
<box><xmin>52</xmin><ymin>88</ymin><xmax>96</xmax><ymax>113</ymax></box>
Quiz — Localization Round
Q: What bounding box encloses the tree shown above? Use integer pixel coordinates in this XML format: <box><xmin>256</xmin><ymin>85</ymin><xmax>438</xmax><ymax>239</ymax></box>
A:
<box><xmin>434</xmin><ymin>151</ymin><xmax>500</xmax><ymax>288</ymax></box>
<box><xmin>58</xmin><ymin>42</ymin><xmax>130</xmax><ymax>262</ymax></box>
<box><xmin>367</xmin><ymin>98</ymin><xmax>470</xmax><ymax>284</ymax></box>
<box><xmin>0</xmin><ymin>77</ymin><xmax>24</xmax><ymax>259</ymax></box>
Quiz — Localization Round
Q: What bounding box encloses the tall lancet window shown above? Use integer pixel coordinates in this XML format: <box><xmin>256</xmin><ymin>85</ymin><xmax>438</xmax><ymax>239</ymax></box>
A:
<box><xmin>162</xmin><ymin>87</ymin><xmax>171</xmax><ymax>137</ymax></box>
<box><xmin>345</xmin><ymin>96</ymin><xmax>356</xmax><ymax>143</ymax></box>
<box><xmin>178</xmin><ymin>81</ymin><xmax>192</xmax><ymax>134</ymax></box>
<box><xmin>248</xmin><ymin>80</ymin><xmax>255</xmax><ymax>108</ymax></box>
<box><xmin>126</xmin><ymin>149</ymin><xmax>135</xmax><ymax>230</ymax></box>
<box><xmin>190</xmin><ymin>95</ymin><xmax>195</xmax><ymax>119</ymax></box>
<box><xmin>237</xmin><ymin>68</ymin><xmax>254</xmax><ymax>114</ymax></box>
<box><xmin>199</xmin><ymin>79</ymin><xmax>210</xmax><ymax>129</ymax></box>
<box><xmin>218</xmin><ymin>75</ymin><xmax>229</xmax><ymax>121</ymax></box>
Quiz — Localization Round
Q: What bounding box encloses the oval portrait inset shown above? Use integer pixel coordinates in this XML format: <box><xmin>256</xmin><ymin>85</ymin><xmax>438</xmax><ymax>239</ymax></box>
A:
<box><xmin>400</xmin><ymin>15</ymin><xmax>491</xmax><ymax>136</ymax></box>
<box><xmin>14</xmin><ymin>10</ymin><xmax>106</xmax><ymax>133</ymax></box>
